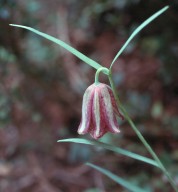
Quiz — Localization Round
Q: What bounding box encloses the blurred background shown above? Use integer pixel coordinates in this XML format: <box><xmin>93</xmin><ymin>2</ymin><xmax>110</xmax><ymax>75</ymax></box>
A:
<box><xmin>0</xmin><ymin>0</ymin><xmax>178</xmax><ymax>191</ymax></box>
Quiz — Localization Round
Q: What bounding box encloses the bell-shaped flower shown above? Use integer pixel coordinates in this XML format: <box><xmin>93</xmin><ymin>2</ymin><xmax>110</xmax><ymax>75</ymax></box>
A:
<box><xmin>78</xmin><ymin>83</ymin><xmax>124</xmax><ymax>139</ymax></box>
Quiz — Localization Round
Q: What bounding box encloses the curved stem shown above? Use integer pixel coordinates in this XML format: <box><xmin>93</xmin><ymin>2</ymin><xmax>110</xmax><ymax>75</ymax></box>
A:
<box><xmin>95</xmin><ymin>67</ymin><xmax>109</xmax><ymax>85</ymax></box>
<box><xmin>108</xmin><ymin>70</ymin><xmax>178</xmax><ymax>192</ymax></box>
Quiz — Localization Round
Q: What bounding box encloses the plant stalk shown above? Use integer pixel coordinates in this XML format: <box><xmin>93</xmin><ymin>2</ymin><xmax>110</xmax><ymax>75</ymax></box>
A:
<box><xmin>108</xmin><ymin>70</ymin><xmax>178</xmax><ymax>192</ymax></box>
<box><xmin>95</xmin><ymin>67</ymin><xmax>109</xmax><ymax>85</ymax></box>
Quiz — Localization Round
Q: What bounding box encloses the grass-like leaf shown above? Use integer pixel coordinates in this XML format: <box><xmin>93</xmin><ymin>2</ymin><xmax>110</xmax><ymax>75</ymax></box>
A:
<box><xmin>86</xmin><ymin>163</ymin><xmax>147</xmax><ymax>192</ymax></box>
<box><xmin>57</xmin><ymin>138</ymin><xmax>159</xmax><ymax>168</ymax></box>
<box><xmin>10</xmin><ymin>24</ymin><xmax>103</xmax><ymax>70</ymax></box>
<box><xmin>110</xmin><ymin>5</ymin><xmax>169</xmax><ymax>68</ymax></box>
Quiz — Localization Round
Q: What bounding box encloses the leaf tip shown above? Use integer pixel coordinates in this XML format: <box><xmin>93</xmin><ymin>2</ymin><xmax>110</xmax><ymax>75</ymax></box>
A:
<box><xmin>164</xmin><ymin>5</ymin><xmax>170</xmax><ymax>10</ymax></box>
<box><xmin>85</xmin><ymin>162</ymin><xmax>91</xmax><ymax>166</ymax></box>
<box><xmin>9</xmin><ymin>24</ymin><xmax>19</xmax><ymax>27</ymax></box>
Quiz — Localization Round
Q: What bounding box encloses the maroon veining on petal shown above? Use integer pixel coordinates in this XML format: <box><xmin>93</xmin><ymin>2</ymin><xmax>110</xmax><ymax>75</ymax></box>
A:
<box><xmin>100</xmin><ymin>85</ymin><xmax>120</xmax><ymax>134</ymax></box>
<box><xmin>89</xmin><ymin>88</ymin><xmax>108</xmax><ymax>139</ymax></box>
<box><xmin>107</xmin><ymin>85</ymin><xmax>124</xmax><ymax>120</ymax></box>
<box><xmin>78</xmin><ymin>85</ymin><xmax>95</xmax><ymax>135</ymax></box>
<box><xmin>77</xmin><ymin>83</ymin><xmax>123</xmax><ymax>139</ymax></box>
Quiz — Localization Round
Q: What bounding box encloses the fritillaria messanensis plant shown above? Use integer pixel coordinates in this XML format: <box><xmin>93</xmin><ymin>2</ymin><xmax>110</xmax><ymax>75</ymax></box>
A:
<box><xmin>11</xmin><ymin>7</ymin><xmax>178</xmax><ymax>190</ymax></box>
<box><xmin>78</xmin><ymin>68</ymin><xmax>124</xmax><ymax>139</ymax></box>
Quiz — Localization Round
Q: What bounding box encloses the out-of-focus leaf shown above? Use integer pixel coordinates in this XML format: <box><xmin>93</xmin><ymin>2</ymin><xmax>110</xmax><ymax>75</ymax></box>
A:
<box><xmin>110</xmin><ymin>6</ymin><xmax>169</xmax><ymax>68</ymax></box>
<box><xmin>84</xmin><ymin>188</ymin><xmax>101</xmax><ymax>192</ymax></box>
<box><xmin>10</xmin><ymin>24</ymin><xmax>103</xmax><ymax>70</ymax></box>
<box><xmin>151</xmin><ymin>102</ymin><xmax>163</xmax><ymax>119</ymax></box>
<box><xmin>86</xmin><ymin>163</ymin><xmax>147</xmax><ymax>192</ymax></box>
<box><xmin>58</xmin><ymin>138</ymin><xmax>159</xmax><ymax>168</ymax></box>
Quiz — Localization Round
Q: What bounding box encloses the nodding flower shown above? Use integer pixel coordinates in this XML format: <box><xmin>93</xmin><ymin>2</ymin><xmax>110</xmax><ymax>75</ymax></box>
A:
<box><xmin>78</xmin><ymin>83</ymin><xmax>124</xmax><ymax>139</ymax></box>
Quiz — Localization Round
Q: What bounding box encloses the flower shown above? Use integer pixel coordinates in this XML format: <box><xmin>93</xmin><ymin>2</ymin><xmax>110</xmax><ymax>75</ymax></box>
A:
<box><xmin>78</xmin><ymin>83</ymin><xmax>124</xmax><ymax>139</ymax></box>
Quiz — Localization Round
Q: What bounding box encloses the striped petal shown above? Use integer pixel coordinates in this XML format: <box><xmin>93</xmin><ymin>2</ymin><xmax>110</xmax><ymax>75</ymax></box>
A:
<box><xmin>107</xmin><ymin>85</ymin><xmax>124</xmax><ymax>120</ymax></box>
<box><xmin>78</xmin><ymin>85</ymin><xmax>94</xmax><ymax>134</ymax></box>
<box><xmin>100</xmin><ymin>86</ymin><xmax>120</xmax><ymax>133</ymax></box>
<box><xmin>90</xmin><ymin>89</ymin><xmax>106</xmax><ymax>139</ymax></box>
<box><xmin>77</xmin><ymin>83</ymin><xmax>123</xmax><ymax>139</ymax></box>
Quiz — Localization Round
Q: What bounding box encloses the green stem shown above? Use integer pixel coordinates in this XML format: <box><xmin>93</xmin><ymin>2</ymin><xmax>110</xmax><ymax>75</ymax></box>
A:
<box><xmin>95</xmin><ymin>67</ymin><xmax>109</xmax><ymax>85</ymax></box>
<box><xmin>108</xmin><ymin>70</ymin><xmax>178</xmax><ymax>192</ymax></box>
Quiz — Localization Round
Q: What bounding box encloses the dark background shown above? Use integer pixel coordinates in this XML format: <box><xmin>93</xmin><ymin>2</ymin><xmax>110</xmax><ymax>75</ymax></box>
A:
<box><xmin>0</xmin><ymin>0</ymin><xmax>178</xmax><ymax>191</ymax></box>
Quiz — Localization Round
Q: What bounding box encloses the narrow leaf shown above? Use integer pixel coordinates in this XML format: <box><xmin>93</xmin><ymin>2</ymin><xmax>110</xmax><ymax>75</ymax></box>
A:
<box><xmin>58</xmin><ymin>138</ymin><xmax>159</xmax><ymax>168</ymax></box>
<box><xmin>10</xmin><ymin>24</ymin><xmax>103</xmax><ymax>70</ymax></box>
<box><xmin>110</xmin><ymin>5</ymin><xmax>169</xmax><ymax>68</ymax></box>
<box><xmin>86</xmin><ymin>163</ymin><xmax>147</xmax><ymax>192</ymax></box>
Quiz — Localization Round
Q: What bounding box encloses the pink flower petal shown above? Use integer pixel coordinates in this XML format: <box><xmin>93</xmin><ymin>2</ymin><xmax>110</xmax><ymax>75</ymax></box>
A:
<box><xmin>77</xmin><ymin>83</ymin><xmax>123</xmax><ymax>139</ymax></box>
<box><xmin>90</xmin><ymin>89</ymin><xmax>106</xmax><ymax>139</ymax></box>
<box><xmin>100</xmin><ymin>86</ymin><xmax>120</xmax><ymax>133</ymax></box>
<box><xmin>78</xmin><ymin>85</ymin><xmax>94</xmax><ymax>135</ymax></box>
<box><xmin>107</xmin><ymin>85</ymin><xmax>124</xmax><ymax>120</ymax></box>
